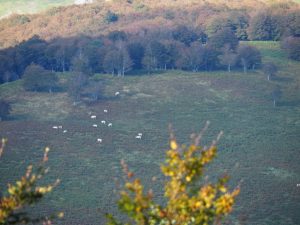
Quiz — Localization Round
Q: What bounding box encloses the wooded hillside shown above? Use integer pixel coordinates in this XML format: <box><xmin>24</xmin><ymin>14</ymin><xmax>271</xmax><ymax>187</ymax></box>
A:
<box><xmin>0</xmin><ymin>0</ymin><xmax>299</xmax><ymax>48</ymax></box>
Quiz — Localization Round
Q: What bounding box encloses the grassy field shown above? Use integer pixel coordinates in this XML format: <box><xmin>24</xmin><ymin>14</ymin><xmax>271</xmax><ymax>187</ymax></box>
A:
<box><xmin>0</xmin><ymin>0</ymin><xmax>74</xmax><ymax>18</ymax></box>
<box><xmin>0</xmin><ymin>42</ymin><xmax>300</xmax><ymax>224</ymax></box>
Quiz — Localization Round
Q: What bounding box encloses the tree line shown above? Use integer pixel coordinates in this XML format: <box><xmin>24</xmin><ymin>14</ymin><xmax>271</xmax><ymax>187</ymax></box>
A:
<box><xmin>0</xmin><ymin>0</ymin><xmax>299</xmax><ymax>47</ymax></box>
<box><xmin>0</xmin><ymin>26</ymin><xmax>263</xmax><ymax>83</ymax></box>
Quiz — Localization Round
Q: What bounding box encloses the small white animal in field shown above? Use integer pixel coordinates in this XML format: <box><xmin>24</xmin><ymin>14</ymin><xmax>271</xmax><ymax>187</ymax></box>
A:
<box><xmin>91</xmin><ymin>115</ymin><xmax>97</xmax><ymax>119</ymax></box>
<box><xmin>115</xmin><ymin>91</ymin><xmax>120</xmax><ymax>96</ymax></box>
<box><xmin>63</xmin><ymin>130</ymin><xmax>67</xmax><ymax>133</ymax></box>
<box><xmin>92</xmin><ymin>124</ymin><xmax>98</xmax><ymax>128</ymax></box>
<box><xmin>58</xmin><ymin>125</ymin><xmax>63</xmax><ymax>129</ymax></box>
<box><xmin>138</xmin><ymin>133</ymin><xmax>142</xmax><ymax>136</ymax></box>
<box><xmin>108</xmin><ymin>123</ymin><xmax>112</xmax><ymax>127</ymax></box>
<box><xmin>97</xmin><ymin>138</ymin><xmax>102</xmax><ymax>143</ymax></box>
<box><xmin>135</xmin><ymin>135</ymin><xmax>142</xmax><ymax>139</ymax></box>
<box><xmin>101</xmin><ymin>120</ymin><xmax>106</xmax><ymax>124</ymax></box>
<box><xmin>52</xmin><ymin>126</ymin><xmax>58</xmax><ymax>129</ymax></box>
<box><xmin>104</xmin><ymin>109</ymin><xmax>108</xmax><ymax>113</ymax></box>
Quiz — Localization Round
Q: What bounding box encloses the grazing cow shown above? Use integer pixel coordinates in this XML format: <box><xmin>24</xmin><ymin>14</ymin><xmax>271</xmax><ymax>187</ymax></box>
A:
<box><xmin>101</xmin><ymin>120</ymin><xmax>106</xmax><ymax>124</ymax></box>
<box><xmin>104</xmin><ymin>109</ymin><xmax>108</xmax><ymax>113</ymax></box>
<box><xmin>108</xmin><ymin>123</ymin><xmax>112</xmax><ymax>127</ymax></box>
<box><xmin>93</xmin><ymin>124</ymin><xmax>98</xmax><ymax>128</ymax></box>
<box><xmin>97</xmin><ymin>138</ymin><xmax>102</xmax><ymax>143</ymax></box>
<box><xmin>91</xmin><ymin>115</ymin><xmax>97</xmax><ymax>119</ymax></box>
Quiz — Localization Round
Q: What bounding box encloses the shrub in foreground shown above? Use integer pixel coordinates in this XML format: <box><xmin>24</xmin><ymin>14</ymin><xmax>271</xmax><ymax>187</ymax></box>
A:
<box><xmin>0</xmin><ymin>139</ymin><xmax>62</xmax><ymax>224</ymax></box>
<box><xmin>107</xmin><ymin>123</ymin><xmax>240</xmax><ymax>225</ymax></box>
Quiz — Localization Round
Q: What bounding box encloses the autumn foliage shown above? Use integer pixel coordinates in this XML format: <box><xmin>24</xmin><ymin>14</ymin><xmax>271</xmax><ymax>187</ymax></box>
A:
<box><xmin>0</xmin><ymin>140</ymin><xmax>62</xmax><ymax>224</ymax></box>
<box><xmin>107</xmin><ymin>124</ymin><xmax>240</xmax><ymax>225</ymax></box>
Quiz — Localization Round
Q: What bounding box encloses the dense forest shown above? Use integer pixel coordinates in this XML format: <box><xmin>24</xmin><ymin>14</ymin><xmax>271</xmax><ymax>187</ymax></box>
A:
<box><xmin>0</xmin><ymin>0</ymin><xmax>299</xmax><ymax>85</ymax></box>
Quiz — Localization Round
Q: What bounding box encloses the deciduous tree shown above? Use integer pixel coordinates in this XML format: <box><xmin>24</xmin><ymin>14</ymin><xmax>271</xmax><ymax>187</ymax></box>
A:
<box><xmin>218</xmin><ymin>45</ymin><xmax>237</xmax><ymax>72</ymax></box>
<box><xmin>237</xmin><ymin>45</ymin><xmax>261</xmax><ymax>73</ymax></box>
<box><xmin>262</xmin><ymin>62</ymin><xmax>278</xmax><ymax>80</ymax></box>
<box><xmin>22</xmin><ymin>64</ymin><xmax>58</xmax><ymax>92</ymax></box>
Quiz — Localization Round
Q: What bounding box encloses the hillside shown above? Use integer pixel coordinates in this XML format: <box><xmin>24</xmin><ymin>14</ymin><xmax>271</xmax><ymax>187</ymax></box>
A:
<box><xmin>0</xmin><ymin>0</ymin><xmax>299</xmax><ymax>48</ymax></box>
<box><xmin>0</xmin><ymin>41</ymin><xmax>299</xmax><ymax>224</ymax></box>
<box><xmin>0</xmin><ymin>0</ymin><xmax>300</xmax><ymax>224</ymax></box>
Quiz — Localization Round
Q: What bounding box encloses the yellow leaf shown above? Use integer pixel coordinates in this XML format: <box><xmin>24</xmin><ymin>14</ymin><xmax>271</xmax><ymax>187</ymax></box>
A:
<box><xmin>170</xmin><ymin>140</ymin><xmax>178</xmax><ymax>150</ymax></box>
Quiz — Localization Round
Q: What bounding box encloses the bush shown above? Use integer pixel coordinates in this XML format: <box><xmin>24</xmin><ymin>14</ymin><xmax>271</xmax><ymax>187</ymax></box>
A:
<box><xmin>0</xmin><ymin>100</ymin><xmax>11</xmax><ymax>121</ymax></box>
<box><xmin>281</xmin><ymin>36</ymin><xmax>300</xmax><ymax>61</ymax></box>
<box><xmin>22</xmin><ymin>64</ymin><xmax>58</xmax><ymax>92</ymax></box>
<box><xmin>107</xmin><ymin>124</ymin><xmax>240</xmax><ymax>225</ymax></box>
<box><xmin>262</xmin><ymin>62</ymin><xmax>278</xmax><ymax>80</ymax></box>
<box><xmin>67</xmin><ymin>72</ymin><xmax>88</xmax><ymax>103</ymax></box>
<box><xmin>0</xmin><ymin>140</ymin><xmax>62</xmax><ymax>224</ymax></box>
<box><xmin>105</xmin><ymin>11</ymin><xmax>119</xmax><ymax>23</ymax></box>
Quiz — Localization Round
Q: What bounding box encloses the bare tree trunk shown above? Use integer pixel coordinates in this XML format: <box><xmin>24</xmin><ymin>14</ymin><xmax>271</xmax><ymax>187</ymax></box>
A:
<box><xmin>228</xmin><ymin>64</ymin><xmax>231</xmax><ymax>73</ymax></box>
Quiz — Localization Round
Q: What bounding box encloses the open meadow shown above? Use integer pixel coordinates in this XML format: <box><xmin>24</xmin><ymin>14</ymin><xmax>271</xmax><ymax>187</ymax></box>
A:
<box><xmin>0</xmin><ymin>42</ymin><xmax>299</xmax><ymax>224</ymax></box>
<box><xmin>0</xmin><ymin>0</ymin><xmax>74</xmax><ymax>18</ymax></box>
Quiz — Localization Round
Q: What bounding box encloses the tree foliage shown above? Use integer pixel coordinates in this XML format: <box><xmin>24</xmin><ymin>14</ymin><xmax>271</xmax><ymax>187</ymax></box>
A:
<box><xmin>281</xmin><ymin>36</ymin><xmax>300</xmax><ymax>61</ymax></box>
<box><xmin>206</xmin><ymin>12</ymin><xmax>249</xmax><ymax>40</ymax></box>
<box><xmin>105</xmin><ymin>10</ymin><xmax>119</xmax><ymax>23</ymax></box>
<box><xmin>248</xmin><ymin>11</ymin><xmax>283</xmax><ymax>41</ymax></box>
<box><xmin>209</xmin><ymin>28</ymin><xmax>239</xmax><ymax>50</ymax></box>
<box><xmin>22</xmin><ymin>64</ymin><xmax>58</xmax><ymax>92</ymax></box>
<box><xmin>262</xmin><ymin>62</ymin><xmax>278</xmax><ymax>80</ymax></box>
<box><xmin>67</xmin><ymin>72</ymin><xmax>88</xmax><ymax>102</ymax></box>
<box><xmin>0</xmin><ymin>140</ymin><xmax>62</xmax><ymax>224</ymax></box>
<box><xmin>172</xmin><ymin>25</ymin><xmax>198</xmax><ymax>46</ymax></box>
<box><xmin>107</xmin><ymin>125</ymin><xmax>240</xmax><ymax>225</ymax></box>
<box><xmin>237</xmin><ymin>45</ymin><xmax>262</xmax><ymax>73</ymax></box>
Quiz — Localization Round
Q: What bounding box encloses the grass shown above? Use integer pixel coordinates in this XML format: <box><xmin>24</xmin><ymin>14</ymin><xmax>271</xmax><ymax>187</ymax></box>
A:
<box><xmin>0</xmin><ymin>42</ymin><xmax>300</xmax><ymax>224</ymax></box>
<box><xmin>0</xmin><ymin>0</ymin><xmax>74</xmax><ymax>18</ymax></box>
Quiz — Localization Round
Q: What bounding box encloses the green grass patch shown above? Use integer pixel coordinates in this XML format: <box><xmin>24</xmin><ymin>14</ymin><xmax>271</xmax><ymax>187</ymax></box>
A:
<box><xmin>0</xmin><ymin>0</ymin><xmax>74</xmax><ymax>18</ymax></box>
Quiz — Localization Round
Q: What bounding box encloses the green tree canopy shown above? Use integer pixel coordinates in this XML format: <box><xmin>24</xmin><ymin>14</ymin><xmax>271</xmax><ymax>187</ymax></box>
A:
<box><xmin>22</xmin><ymin>63</ymin><xmax>58</xmax><ymax>92</ymax></box>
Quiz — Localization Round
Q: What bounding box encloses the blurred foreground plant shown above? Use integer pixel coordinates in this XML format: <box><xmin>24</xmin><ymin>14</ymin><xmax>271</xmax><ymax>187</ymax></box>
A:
<box><xmin>107</xmin><ymin>122</ymin><xmax>240</xmax><ymax>225</ymax></box>
<box><xmin>0</xmin><ymin>139</ymin><xmax>63</xmax><ymax>224</ymax></box>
